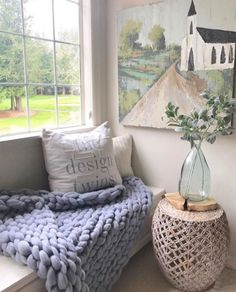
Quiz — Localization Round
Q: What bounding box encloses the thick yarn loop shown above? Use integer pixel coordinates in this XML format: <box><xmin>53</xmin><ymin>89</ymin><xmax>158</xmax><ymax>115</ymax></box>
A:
<box><xmin>0</xmin><ymin>176</ymin><xmax>152</xmax><ymax>292</ymax></box>
<box><xmin>0</xmin><ymin>184</ymin><xmax>125</xmax><ymax>218</ymax></box>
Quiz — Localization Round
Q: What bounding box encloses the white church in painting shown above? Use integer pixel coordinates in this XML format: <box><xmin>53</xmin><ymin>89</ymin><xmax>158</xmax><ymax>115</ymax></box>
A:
<box><xmin>181</xmin><ymin>0</ymin><xmax>236</xmax><ymax>71</ymax></box>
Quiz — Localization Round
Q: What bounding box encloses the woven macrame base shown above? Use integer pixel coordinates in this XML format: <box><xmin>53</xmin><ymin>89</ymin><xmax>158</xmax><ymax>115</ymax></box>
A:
<box><xmin>152</xmin><ymin>199</ymin><xmax>230</xmax><ymax>292</ymax></box>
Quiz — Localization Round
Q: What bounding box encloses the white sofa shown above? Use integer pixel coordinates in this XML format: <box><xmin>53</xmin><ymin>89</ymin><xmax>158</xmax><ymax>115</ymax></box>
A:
<box><xmin>0</xmin><ymin>186</ymin><xmax>164</xmax><ymax>292</ymax></box>
<box><xmin>0</xmin><ymin>134</ymin><xmax>165</xmax><ymax>292</ymax></box>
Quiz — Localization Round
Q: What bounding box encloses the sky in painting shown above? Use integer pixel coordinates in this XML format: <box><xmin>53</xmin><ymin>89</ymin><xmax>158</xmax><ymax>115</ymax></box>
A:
<box><xmin>118</xmin><ymin>0</ymin><xmax>236</xmax><ymax>47</ymax></box>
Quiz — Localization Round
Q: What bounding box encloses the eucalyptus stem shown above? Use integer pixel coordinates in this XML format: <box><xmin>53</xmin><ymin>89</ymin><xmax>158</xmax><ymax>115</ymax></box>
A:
<box><xmin>198</xmin><ymin>147</ymin><xmax>205</xmax><ymax>199</ymax></box>
<box><xmin>184</xmin><ymin>146</ymin><xmax>198</xmax><ymax>198</ymax></box>
<box><xmin>164</xmin><ymin>92</ymin><xmax>235</xmax><ymax>145</ymax></box>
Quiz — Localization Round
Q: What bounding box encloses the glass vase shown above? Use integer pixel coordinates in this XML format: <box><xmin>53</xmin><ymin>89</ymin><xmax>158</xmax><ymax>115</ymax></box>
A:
<box><xmin>179</xmin><ymin>143</ymin><xmax>211</xmax><ymax>201</ymax></box>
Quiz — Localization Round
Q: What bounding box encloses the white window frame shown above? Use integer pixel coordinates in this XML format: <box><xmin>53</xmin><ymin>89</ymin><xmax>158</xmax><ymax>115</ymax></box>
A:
<box><xmin>0</xmin><ymin>0</ymin><xmax>95</xmax><ymax>140</ymax></box>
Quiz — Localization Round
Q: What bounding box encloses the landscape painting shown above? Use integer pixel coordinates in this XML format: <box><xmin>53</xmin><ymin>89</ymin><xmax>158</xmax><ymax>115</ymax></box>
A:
<box><xmin>118</xmin><ymin>0</ymin><xmax>236</xmax><ymax>128</ymax></box>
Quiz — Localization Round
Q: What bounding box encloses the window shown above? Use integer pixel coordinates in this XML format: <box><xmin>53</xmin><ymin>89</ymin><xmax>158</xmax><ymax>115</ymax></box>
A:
<box><xmin>220</xmin><ymin>46</ymin><xmax>226</xmax><ymax>64</ymax></box>
<box><xmin>189</xmin><ymin>21</ymin><xmax>193</xmax><ymax>35</ymax></box>
<box><xmin>188</xmin><ymin>48</ymin><xmax>194</xmax><ymax>71</ymax></box>
<box><xmin>0</xmin><ymin>0</ymin><xmax>82</xmax><ymax>136</ymax></box>
<box><xmin>211</xmin><ymin>46</ymin><xmax>216</xmax><ymax>64</ymax></box>
<box><xmin>229</xmin><ymin>45</ymin><xmax>234</xmax><ymax>63</ymax></box>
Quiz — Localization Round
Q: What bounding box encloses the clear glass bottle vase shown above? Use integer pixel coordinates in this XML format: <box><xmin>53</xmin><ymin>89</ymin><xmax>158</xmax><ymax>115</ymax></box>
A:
<box><xmin>179</xmin><ymin>143</ymin><xmax>211</xmax><ymax>201</ymax></box>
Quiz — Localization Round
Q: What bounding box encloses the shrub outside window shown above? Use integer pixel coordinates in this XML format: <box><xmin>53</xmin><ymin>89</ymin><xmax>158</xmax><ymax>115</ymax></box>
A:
<box><xmin>0</xmin><ymin>0</ymin><xmax>82</xmax><ymax>136</ymax></box>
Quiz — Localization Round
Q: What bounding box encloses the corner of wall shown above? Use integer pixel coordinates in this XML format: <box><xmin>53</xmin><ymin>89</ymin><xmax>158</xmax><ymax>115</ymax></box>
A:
<box><xmin>227</xmin><ymin>255</ymin><xmax>236</xmax><ymax>271</ymax></box>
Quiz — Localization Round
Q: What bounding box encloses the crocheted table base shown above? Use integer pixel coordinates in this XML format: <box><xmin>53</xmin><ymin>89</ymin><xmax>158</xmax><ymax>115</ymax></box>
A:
<box><xmin>152</xmin><ymin>199</ymin><xmax>230</xmax><ymax>292</ymax></box>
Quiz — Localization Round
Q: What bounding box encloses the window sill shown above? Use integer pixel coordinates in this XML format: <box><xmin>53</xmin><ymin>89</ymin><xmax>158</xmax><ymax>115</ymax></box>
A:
<box><xmin>0</xmin><ymin>125</ymin><xmax>96</xmax><ymax>143</ymax></box>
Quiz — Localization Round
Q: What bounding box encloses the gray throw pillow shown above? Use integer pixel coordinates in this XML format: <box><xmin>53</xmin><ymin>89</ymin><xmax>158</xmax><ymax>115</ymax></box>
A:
<box><xmin>42</xmin><ymin>122</ymin><xmax>122</xmax><ymax>193</ymax></box>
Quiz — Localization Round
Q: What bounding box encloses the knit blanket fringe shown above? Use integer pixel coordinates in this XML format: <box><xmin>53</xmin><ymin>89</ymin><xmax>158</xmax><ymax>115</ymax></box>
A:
<box><xmin>0</xmin><ymin>176</ymin><xmax>152</xmax><ymax>292</ymax></box>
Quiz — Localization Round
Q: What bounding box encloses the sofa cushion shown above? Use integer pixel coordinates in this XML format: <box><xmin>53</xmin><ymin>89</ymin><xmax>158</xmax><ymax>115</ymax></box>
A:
<box><xmin>113</xmin><ymin>134</ymin><xmax>134</xmax><ymax>177</ymax></box>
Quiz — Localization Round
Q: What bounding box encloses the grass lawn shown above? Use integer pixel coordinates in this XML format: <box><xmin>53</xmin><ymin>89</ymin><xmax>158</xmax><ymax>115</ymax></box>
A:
<box><xmin>0</xmin><ymin>94</ymin><xmax>81</xmax><ymax>135</ymax></box>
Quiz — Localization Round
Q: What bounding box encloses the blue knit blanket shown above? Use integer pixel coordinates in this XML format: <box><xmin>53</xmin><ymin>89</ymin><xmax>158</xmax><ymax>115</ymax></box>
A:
<box><xmin>0</xmin><ymin>176</ymin><xmax>152</xmax><ymax>292</ymax></box>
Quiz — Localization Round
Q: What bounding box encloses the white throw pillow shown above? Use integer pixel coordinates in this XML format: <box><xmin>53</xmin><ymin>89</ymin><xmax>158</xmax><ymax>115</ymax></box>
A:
<box><xmin>42</xmin><ymin>122</ymin><xmax>122</xmax><ymax>193</ymax></box>
<box><xmin>112</xmin><ymin>134</ymin><xmax>134</xmax><ymax>177</ymax></box>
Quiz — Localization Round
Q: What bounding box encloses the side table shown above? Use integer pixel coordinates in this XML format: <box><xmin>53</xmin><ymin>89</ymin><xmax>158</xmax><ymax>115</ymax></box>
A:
<box><xmin>152</xmin><ymin>198</ymin><xmax>229</xmax><ymax>292</ymax></box>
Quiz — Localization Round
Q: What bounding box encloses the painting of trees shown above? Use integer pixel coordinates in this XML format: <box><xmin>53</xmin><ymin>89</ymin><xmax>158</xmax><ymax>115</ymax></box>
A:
<box><xmin>118</xmin><ymin>16</ymin><xmax>181</xmax><ymax>121</ymax></box>
<box><xmin>148</xmin><ymin>25</ymin><xmax>166</xmax><ymax>51</ymax></box>
<box><xmin>118</xmin><ymin>1</ymin><xmax>235</xmax><ymax>128</ymax></box>
<box><xmin>119</xmin><ymin>20</ymin><xmax>142</xmax><ymax>59</ymax></box>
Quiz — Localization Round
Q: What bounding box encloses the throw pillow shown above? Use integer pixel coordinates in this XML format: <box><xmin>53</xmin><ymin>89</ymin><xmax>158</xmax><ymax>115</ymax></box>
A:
<box><xmin>112</xmin><ymin>134</ymin><xmax>134</xmax><ymax>177</ymax></box>
<box><xmin>42</xmin><ymin>122</ymin><xmax>122</xmax><ymax>193</ymax></box>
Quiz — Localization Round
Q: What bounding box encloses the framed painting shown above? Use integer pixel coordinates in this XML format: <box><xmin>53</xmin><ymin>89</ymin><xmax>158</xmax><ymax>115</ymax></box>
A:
<box><xmin>118</xmin><ymin>0</ymin><xmax>236</xmax><ymax>128</ymax></box>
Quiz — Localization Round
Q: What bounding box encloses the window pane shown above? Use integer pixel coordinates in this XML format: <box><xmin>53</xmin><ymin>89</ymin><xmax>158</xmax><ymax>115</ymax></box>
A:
<box><xmin>0</xmin><ymin>0</ymin><xmax>82</xmax><ymax>136</ymax></box>
<box><xmin>0</xmin><ymin>33</ymin><xmax>24</xmax><ymax>83</ymax></box>
<box><xmin>28</xmin><ymin>86</ymin><xmax>57</xmax><ymax>130</ymax></box>
<box><xmin>0</xmin><ymin>86</ymin><xmax>27</xmax><ymax>135</ymax></box>
<box><xmin>0</xmin><ymin>0</ymin><xmax>23</xmax><ymax>34</ymax></box>
<box><xmin>23</xmin><ymin>0</ymin><xmax>53</xmax><ymax>39</ymax></box>
<box><xmin>26</xmin><ymin>38</ymin><xmax>54</xmax><ymax>84</ymax></box>
<box><xmin>57</xmin><ymin>86</ymin><xmax>81</xmax><ymax>126</ymax></box>
<box><xmin>54</xmin><ymin>0</ymin><xmax>79</xmax><ymax>43</ymax></box>
<box><xmin>56</xmin><ymin>43</ymin><xmax>80</xmax><ymax>85</ymax></box>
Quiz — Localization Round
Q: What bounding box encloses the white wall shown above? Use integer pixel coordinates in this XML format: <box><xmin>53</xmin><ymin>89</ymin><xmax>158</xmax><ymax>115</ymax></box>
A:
<box><xmin>0</xmin><ymin>0</ymin><xmax>235</xmax><ymax>270</ymax></box>
<box><xmin>106</xmin><ymin>0</ymin><xmax>236</xmax><ymax>269</ymax></box>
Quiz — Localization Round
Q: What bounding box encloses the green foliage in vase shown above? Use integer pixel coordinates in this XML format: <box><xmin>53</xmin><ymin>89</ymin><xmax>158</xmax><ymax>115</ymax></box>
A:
<box><xmin>165</xmin><ymin>92</ymin><xmax>236</xmax><ymax>146</ymax></box>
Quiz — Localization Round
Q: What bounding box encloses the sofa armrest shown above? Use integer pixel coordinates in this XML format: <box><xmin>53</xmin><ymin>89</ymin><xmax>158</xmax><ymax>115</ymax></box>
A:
<box><xmin>0</xmin><ymin>255</ymin><xmax>40</xmax><ymax>292</ymax></box>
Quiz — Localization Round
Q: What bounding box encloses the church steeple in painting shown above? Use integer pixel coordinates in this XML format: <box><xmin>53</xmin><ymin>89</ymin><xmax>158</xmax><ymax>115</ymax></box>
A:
<box><xmin>187</xmin><ymin>0</ymin><xmax>197</xmax><ymax>16</ymax></box>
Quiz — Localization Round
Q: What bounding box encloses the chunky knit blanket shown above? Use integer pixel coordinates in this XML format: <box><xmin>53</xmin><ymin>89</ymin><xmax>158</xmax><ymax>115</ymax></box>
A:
<box><xmin>0</xmin><ymin>176</ymin><xmax>152</xmax><ymax>292</ymax></box>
